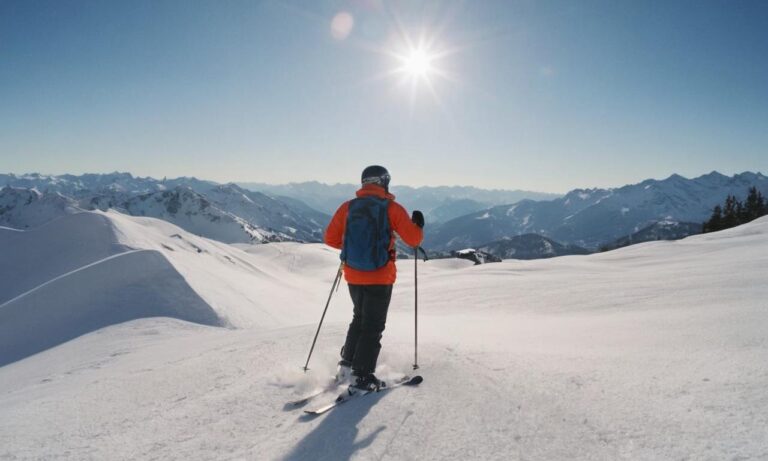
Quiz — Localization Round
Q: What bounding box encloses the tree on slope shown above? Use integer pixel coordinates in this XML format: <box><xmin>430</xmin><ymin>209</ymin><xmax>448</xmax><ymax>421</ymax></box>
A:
<box><xmin>744</xmin><ymin>187</ymin><xmax>766</xmax><ymax>221</ymax></box>
<box><xmin>703</xmin><ymin>205</ymin><xmax>724</xmax><ymax>233</ymax></box>
<box><xmin>703</xmin><ymin>187</ymin><xmax>767</xmax><ymax>233</ymax></box>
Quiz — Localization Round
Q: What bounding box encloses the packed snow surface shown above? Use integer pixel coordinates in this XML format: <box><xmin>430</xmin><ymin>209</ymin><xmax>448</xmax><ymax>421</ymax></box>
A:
<box><xmin>1</xmin><ymin>212</ymin><xmax>768</xmax><ymax>460</ymax></box>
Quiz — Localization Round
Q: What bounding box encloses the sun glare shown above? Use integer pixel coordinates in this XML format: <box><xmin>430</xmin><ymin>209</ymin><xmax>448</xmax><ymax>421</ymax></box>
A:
<box><xmin>394</xmin><ymin>44</ymin><xmax>441</xmax><ymax>85</ymax></box>
<box><xmin>402</xmin><ymin>48</ymin><xmax>433</xmax><ymax>77</ymax></box>
<box><xmin>385</xmin><ymin>37</ymin><xmax>454</xmax><ymax>110</ymax></box>
<box><xmin>376</xmin><ymin>20</ymin><xmax>462</xmax><ymax>112</ymax></box>
<box><xmin>361</xmin><ymin>21</ymin><xmax>460</xmax><ymax>110</ymax></box>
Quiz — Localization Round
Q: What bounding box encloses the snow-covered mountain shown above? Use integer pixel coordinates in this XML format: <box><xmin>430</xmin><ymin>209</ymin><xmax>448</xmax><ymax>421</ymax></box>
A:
<box><xmin>240</xmin><ymin>181</ymin><xmax>358</xmax><ymax>216</ymax></box>
<box><xmin>240</xmin><ymin>181</ymin><xmax>561</xmax><ymax>223</ymax></box>
<box><xmin>426</xmin><ymin>197</ymin><xmax>488</xmax><ymax>223</ymax></box>
<box><xmin>427</xmin><ymin>171</ymin><xmax>768</xmax><ymax>250</ymax></box>
<box><xmin>2</xmin><ymin>208</ymin><xmax>767</xmax><ymax>459</ymax></box>
<box><xmin>119</xmin><ymin>187</ymin><xmax>295</xmax><ymax>244</ymax></box>
<box><xmin>201</xmin><ymin>184</ymin><xmax>326</xmax><ymax>242</ymax></box>
<box><xmin>1</xmin><ymin>173</ymin><xmax>328</xmax><ymax>242</ymax></box>
<box><xmin>601</xmin><ymin>221</ymin><xmax>702</xmax><ymax>251</ymax></box>
<box><xmin>0</xmin><ymin>172</ymin><xmax>201</xmax><ymax>196</ymax></box>
<box><xmin>0</xmin><ymin>186</ymin><xmax>82</xmax><ymax>229</ymax></box>
<box><xmin>479</xmin><ymin>234</ymin><xmax>591</xmax><ymax>260</ymax></box>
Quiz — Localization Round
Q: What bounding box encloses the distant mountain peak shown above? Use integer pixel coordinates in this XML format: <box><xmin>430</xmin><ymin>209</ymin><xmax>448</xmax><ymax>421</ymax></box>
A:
<box><xmin>701</xmin><ymin>170</ymin><xmax>726</xmax><ymax>178</ymax></box>
<box><xmin>427</xmin><ymin>170</ymin><xmax>768</xmax><ymax>252</ymax></box>
<box><xmin>664</xmin><ymin>173</ymin><xmax>686</xmax><ymax>181</ymax></box>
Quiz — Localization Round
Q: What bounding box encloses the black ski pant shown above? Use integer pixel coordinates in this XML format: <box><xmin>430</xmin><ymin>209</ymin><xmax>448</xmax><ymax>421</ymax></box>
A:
<box><xmin>341</xmin><ymin>284</ymin><xmax>393</xmax><ymax>376</ymax></box>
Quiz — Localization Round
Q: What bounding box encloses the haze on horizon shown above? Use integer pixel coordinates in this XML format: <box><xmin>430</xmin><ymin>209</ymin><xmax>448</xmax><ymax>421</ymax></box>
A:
<box><xmin>1</xmin><ymin>0</ymin><xmax>767</xmax><ymax>194</ymax></box>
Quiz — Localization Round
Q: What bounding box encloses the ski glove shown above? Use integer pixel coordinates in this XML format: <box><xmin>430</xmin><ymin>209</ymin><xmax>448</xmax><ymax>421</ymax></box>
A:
<box><xmin>411</xmin><ymin>210</ymin><xmax>425</xmax><ymax>228</ymax></box>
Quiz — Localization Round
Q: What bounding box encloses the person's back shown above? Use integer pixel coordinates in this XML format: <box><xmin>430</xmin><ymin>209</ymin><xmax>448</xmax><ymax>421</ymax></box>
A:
<box><xmin>324</xmin><ymin>165</ymin><xmax>424</xmax><ymax>391</ymax></box>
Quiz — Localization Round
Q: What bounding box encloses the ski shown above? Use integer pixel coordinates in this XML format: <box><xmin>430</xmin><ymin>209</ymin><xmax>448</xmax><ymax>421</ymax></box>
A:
<box><xmin>288</xmin><ymin>366</ymin><xmax>355</xmax><ymax>407</ymax></box>
<box><xmin>287</xmin><ymin>384</ymin><xmax>340</xmax><ymax>407</ymax></box>
<box><xmin>304</xmin><ymin>375</ymin><xmax>423</xmax><ymax>416</ymax></box>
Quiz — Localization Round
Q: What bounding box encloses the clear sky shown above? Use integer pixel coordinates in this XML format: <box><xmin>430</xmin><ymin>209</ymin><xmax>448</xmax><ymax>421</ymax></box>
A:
<box><xmin>1</xmin><ymin>0</ymin><xmax>767</xmax><ymax>193</ymax></box>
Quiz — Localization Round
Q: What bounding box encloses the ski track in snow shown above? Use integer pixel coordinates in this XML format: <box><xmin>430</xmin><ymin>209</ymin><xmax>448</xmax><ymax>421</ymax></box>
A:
<box><xmin>1</xmin><ymin>212</ymin><xmax>767</xmax><ymax>460</ymax></box>
<box><xmin>0</xmin><ymin>249</ymin><xmax>144</xmax><ymax>309</ymax></box>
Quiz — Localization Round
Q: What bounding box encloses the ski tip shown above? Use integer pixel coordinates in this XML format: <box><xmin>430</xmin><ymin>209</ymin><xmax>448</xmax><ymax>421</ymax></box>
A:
<box><xmin>407</xmin><ymin>375</ymin><xmax>423</xmax><ymax>385</ymax></box>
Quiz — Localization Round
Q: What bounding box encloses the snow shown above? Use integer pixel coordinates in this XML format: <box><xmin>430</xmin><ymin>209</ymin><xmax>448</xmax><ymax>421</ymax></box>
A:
<box><xmin>621</xmin><ymin>207</ymin><xmax>630</xmax><ymax>215</ymax></box>
<box><xmin>593</xmin><ymin>191</ymin><xmax>613</xmax><ymax>204</ymax></box>
<box><xmin>0</xmin><ymin>187</ymin><xmax>81</xmax><ymax>229</ymax></box>
<box><xmin>475</xmin><ymin>212</ymin><xmax>490</xmax><ymax>220</ymax></box>
<box><xmin>1</xmin><ymin>213</ymin><xmax>768</xmax><ymax>460</ymax></box>
<box><xmin>432</xmin><ymin>171</ymin><xmax>768</xmax><ymax>252</ymax></box>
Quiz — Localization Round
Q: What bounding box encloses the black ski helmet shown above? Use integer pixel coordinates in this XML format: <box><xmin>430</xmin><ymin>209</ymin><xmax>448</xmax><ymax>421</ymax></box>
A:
<box><xmin>361</xmin><ymin>165</ymin><xmax>391</xmax><ymax>190</ymax></box>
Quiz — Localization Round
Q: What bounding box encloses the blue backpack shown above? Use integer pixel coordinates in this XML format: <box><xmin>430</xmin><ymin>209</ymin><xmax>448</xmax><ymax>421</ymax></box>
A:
<box><xmin>341</xmin><ymin>196</ymin><xmax>392</xmax><ymax>271</ymax></box>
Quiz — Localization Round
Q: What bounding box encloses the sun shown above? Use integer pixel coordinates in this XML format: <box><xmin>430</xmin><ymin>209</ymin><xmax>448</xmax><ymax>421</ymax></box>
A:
<box><xmin>401</xmin><ymin>47</ymin><xmax>434</xmax><ymax>78</ymax></box>
<box><xmin>367</xmin><ymin>26</ymin><xmax>459</xmax><ymax>110</ymax></box>
<box><xmin>393</xmin><ymin>44</ymin><xmax>441</xmax><ymax>85</ymax></box>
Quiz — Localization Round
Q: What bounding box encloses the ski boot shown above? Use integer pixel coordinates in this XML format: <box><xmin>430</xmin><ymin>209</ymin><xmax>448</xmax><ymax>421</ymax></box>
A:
<box><xmin>335</xmin><ymin>359</ymin><xmax>354</xmax><ymax>385</ymax></box>
<box><xmin>349</xmin><ymin>373</ymin><xmax>385</xmax><ymax>394</ymax></box>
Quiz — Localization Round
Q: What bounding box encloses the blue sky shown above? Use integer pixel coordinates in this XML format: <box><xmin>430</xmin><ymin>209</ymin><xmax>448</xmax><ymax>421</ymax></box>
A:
<box><xmin>1</xmin><ymin>0</ymin><xmax>766</xmax><ymax>193</ymax></box>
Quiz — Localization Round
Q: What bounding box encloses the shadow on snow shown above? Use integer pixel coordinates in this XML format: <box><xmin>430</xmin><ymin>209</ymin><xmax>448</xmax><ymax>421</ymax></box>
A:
<box><xmin>284</xmin><ymin>391</ymin><xmax>389</xmax><ymax>461</ymax></box>
<box><xmin>0</xmin><ymin>250</ymin><xmax>223</xmax><ymax>368</ymax></box>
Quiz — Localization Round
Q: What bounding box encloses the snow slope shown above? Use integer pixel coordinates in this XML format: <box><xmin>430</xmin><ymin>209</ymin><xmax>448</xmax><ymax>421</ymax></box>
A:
<box><xmin>1</xmin><ymin>215</ymin><xmax>767</xmax><ymax>460</ymax></box>
<box><xmin>0</xmin><ymin>210</ymin><xmax>343</xmax><ymax>368</ymax></box>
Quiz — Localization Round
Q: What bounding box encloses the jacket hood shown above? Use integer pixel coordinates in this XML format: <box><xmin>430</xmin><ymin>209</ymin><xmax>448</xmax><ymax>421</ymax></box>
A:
<box><xmin>356</xmin><ymin>184</ymin><xmax>395</xmax><ymax>200</ymax></box>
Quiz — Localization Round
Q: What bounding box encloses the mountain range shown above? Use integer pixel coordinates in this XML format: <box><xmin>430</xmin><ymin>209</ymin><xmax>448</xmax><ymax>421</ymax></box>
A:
<box><xmin>239</xmin><ymin>181</ymin><xmax>561</xmax><ymax>223</ymax></box>
<box><xmin>0</xmin><ymin>173</ymin><xmax>327</xmax><ymax>243</ymax></box>
<box><xmin>3</xmin><ymin>171</ymin><xmax>766</xmax><ymax>256</ymax></box>
<box><xmin>425</xmin><ymin>171</ymin><xmax>768</xmax><ymax>251</ymax></box>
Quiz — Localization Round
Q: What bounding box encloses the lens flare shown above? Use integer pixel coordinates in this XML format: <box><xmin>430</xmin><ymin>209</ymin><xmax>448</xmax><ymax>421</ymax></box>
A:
<box><xmin>331</xmin><ymin>12</ymin><xmax>354</xmax><ymax>40</ymax></box>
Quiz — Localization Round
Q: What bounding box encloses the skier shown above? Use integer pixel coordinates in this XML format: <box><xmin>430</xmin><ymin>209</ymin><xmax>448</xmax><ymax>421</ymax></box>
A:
<box><xmin>324</xmin><ymin>165</ymin><xmax>424</xmax><ymax>393</ymax></box>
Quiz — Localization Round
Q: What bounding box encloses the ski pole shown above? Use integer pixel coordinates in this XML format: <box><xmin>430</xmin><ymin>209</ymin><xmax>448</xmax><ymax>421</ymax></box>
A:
<box><xmin>413</xmin><ymin>246</ymin><xmax>428</xmax><ymax>370</ymax></box>
<box><xmin>303</xmin><ymin>262</ymin><xmax>344</xmax><ymax>372</ymax></box>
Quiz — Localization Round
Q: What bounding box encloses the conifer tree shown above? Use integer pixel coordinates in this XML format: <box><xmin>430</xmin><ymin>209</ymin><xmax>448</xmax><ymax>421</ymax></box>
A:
<box><xmin>722</xmin><ymin>195</ymin><xmax>740</xmax><ymax>229</ymax></box>
<box><xmin>703</xmin><ymin>188</ymin><xmax>768</xmax><ymax>234</ymax></box>
<box><xmin>744</xmin><ymin>186</ymin><xmax>766</xmax><ymax>221</ymax></box>
<box><xmin>736</xmin><ymin>199</ymin><xmax>747</xmax><ymax>223</ymax></box>
<box><xmin>703</xmin><ymin>205</ymin><xmax>724</xmax><ymax>233</ymax></box>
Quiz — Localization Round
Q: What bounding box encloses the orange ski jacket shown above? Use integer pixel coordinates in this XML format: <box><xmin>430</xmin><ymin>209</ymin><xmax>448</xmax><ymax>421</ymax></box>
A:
<box><xmin>324</xmin><ymin>184</ymin><xmax>424</xmax><ymax>285</ymax></box>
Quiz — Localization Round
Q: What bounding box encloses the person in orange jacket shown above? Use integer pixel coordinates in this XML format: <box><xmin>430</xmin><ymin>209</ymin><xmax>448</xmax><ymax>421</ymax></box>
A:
<box><xmin>324</xmin><ymin>165</ymin><xmax>424</xmax><ymax>391</ymax></box>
